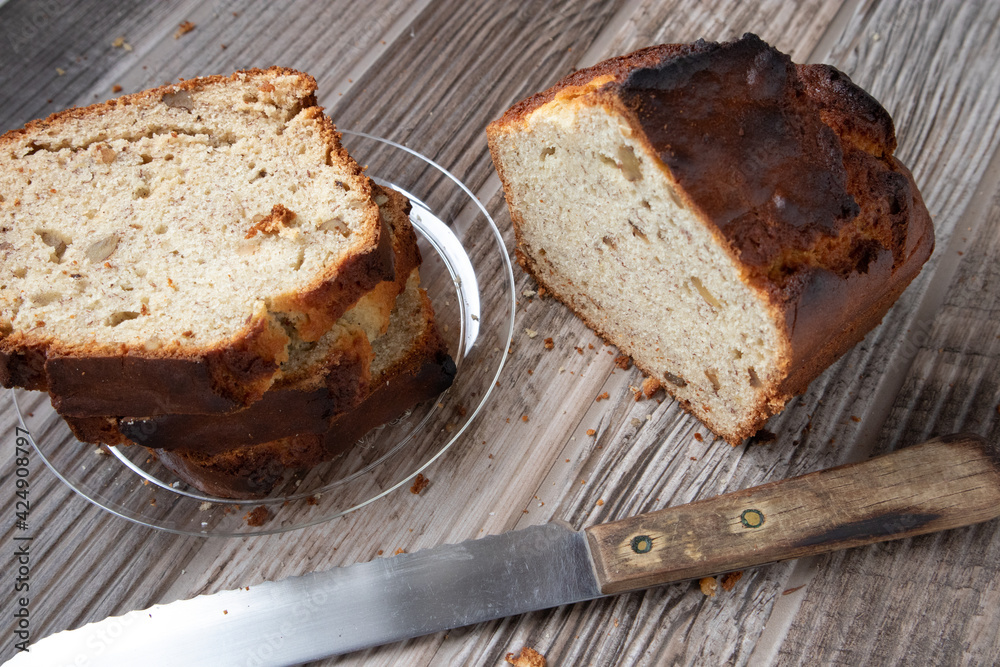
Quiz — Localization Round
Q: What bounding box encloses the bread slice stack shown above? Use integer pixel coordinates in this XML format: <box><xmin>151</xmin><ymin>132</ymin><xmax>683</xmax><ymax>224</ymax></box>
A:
<box><xmin>488</xmin><ymin>34</ymin><xmax>933</xmax><ymax>444</ymax></box>
<box><xmin>0</xmin><ymin>69</ymin><xmax>454</xmax><ymax>497</ymax></box>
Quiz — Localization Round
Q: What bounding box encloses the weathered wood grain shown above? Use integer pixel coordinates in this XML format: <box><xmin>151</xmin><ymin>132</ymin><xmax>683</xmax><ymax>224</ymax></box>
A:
<box><xmin>2</xmin><ymin>0</ymin><xmax>1000</xmax><ymax>666</ymax></box>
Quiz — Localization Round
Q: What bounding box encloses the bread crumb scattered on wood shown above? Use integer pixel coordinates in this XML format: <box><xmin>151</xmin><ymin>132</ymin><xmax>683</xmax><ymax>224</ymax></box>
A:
<box><xmin>243</xmin><ymin>505</ymin><xmax>269</xmax><ymax>527</ymax></box>
<box><xmin>699</xmin><ymin>577</ymin><xmax>717</xmax><ymax>596</ymax></box>
<box><xmin>544</xmin><ymin>337</ymin><xmax>554</xmax><ymax>349</ymax></box>
<box><xmin>596</xmin><ymin>391</ymin><xmax>609</xmax><ymax>402</ymax></box>
<box><xmin>586</xmin><ymin>429</ymin><xmax>596</xmax><ymax>436</ymax></box>
<box><xmin>641</xmin><ymin>377</ymin><xmax>661</xmax><ymax>398</ymax></box>
<box><xmin>614</xmin><ymin>354</ymin><xmax>631</xmax><ymax>369</ymax></box>
<box><xmin>174</xmin><ymin>20</ymin><xmax>196</xmax><ymax>39</ymax></box>
<box><xmin>506</xmin><ymin>646</ymin><xmax>546</xmax><ymax>667</ymax></box>
<box><xmin>721</xmin><ymin>571</ymin><xmax>743</xmax><ymax>591</ymax></box>
<box><xmin>409</xmin><ymin>473</ymin><xmax>429</xmax><ymax>495</ymax></box>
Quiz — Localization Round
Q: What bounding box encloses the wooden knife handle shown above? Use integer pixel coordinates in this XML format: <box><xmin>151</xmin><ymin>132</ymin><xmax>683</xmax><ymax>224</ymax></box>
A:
<box><xmin>585</xmin><ymin>433</ymin><xmax>1000</xmax><ymax>595</ymax></box>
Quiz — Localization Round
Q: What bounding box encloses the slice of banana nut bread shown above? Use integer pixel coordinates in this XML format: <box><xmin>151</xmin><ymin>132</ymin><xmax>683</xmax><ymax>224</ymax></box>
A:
<box><xmin>487</xmin><ymin>34</ymin><xmax>933</xmax><ymax>444</ymax></box>
<box><xmin>153</xmin><ymin>271</ymin><xmax>456</xmax><ymax>498</ymax></box>
<box><xmin>0</xmin><ymin>68</ymin><xmax>392</xmax><ymax>416</ymax></box>
<box><xmin>62</xmin><ymin>184</ymin><xmax>421</xmax><ymax>448</ymax></box>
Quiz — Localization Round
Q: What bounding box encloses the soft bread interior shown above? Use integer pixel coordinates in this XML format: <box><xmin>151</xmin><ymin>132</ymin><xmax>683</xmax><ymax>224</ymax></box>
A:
<box><xmin>0</xmin><ymin>70</ymin><xmax>374</xmax><ymax>351</ymax></box>
<box><xmin>494</xmin><ymin>99</ymin><xmax>785</xmax><ymax>441</ymax></box>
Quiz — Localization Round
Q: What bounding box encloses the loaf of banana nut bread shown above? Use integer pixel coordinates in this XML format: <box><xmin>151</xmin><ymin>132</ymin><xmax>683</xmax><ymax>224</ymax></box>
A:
<box><xmin>487</xmin><ymin>34</ymin><xmax>933</xmax><ymax>443</ymax></box>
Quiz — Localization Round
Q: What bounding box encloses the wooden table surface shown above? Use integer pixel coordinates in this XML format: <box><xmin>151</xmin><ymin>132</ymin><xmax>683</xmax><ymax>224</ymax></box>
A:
<box><xmin>2</xmin><ymin>1</ymin><xmax>1000</xmax><ymax>665</ymax></box>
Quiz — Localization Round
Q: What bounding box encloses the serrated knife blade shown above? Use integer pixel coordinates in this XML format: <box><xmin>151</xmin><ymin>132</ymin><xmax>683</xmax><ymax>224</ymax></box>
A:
<box><xmin>8</xmin><ymin>434</ymin><xmax>1000</xmax><ymax>667</ymax></box>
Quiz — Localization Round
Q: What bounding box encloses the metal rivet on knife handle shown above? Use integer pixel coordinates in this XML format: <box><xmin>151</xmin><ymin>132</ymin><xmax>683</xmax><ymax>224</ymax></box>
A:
<box><xmin>630</xmin><ymin>535</ymin><xmax>653</xmax><ymax>554</ymax></box>
<box><xmin>740</xmin><ymin>509</ymin><xmax>765</xmax><ymax>528</ymax></box>
<box><xmin>584</xmin><ymin>433</ymin><xmax>1000</xmax><ymax>596</ymax></box>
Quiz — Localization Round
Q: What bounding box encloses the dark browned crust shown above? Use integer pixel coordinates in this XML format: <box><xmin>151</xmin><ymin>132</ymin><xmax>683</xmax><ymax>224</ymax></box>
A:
<box><xmin>67</xmin><ymin>325</ymin><xmax>372</xmax><ymax>450</ymax></box>
<box><xmin>488</xmin><ymin>34</ymin><xmax>934</xmax><ymax>444</ymax></box>
<box><xmin>45</xmin><ymin>307</ymin><xmax>290</xmax><ymax>417</ymax></box>
<box><xmin>152</xmin><ymin>293</ymin><xmax>456</xmax><ymax>499</ymax></box>
<box><xmin>1</xmin><ymin>67</ymin><xmax>388</xmax><ymax>414</ymax></box>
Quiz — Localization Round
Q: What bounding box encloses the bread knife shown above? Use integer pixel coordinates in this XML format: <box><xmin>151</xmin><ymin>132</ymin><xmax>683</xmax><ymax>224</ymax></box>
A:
<box><xmin>8</xmin><ymin>433</ymin><xmax>1000</xmax><ymax>666</ymax></box>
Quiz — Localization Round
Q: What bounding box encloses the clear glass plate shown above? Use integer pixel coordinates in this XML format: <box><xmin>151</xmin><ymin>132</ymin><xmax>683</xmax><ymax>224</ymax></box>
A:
<box><xmin>12</xmin><ymin>131</ymin><xmax>515</xmax><ymax>536</ymax></box>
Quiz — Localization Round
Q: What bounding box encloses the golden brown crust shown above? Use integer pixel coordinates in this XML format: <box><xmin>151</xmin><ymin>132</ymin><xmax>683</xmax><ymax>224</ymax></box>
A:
<box><xmin>490</xmin><ymin>34</ymin><xmax>934</xmax><ymax>444</ymax></box>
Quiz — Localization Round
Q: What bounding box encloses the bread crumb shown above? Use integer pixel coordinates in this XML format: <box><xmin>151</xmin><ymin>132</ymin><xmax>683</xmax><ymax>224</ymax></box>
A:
<box><xmin>243</xmin><ymin>505</ymin><xmax>269</xmax><ymax>527</ymax></box>
<box><xmin>641</xmin><ymin>377</ymin><xmax>661</xmax><ymax>398</ymax></box>
<box><xmin>506</xmin><ymin>647</ymin><xmax>546</xmax><ymax>667</ymax></box>
<box><xmin>536</xmin><ymin>286</ymin><xmax>547</xmax><ymax>297</ymax></box>
<box><xmin>596</xmin><ymin>391</ymin><xmax>609</xmax><ymax>402</ymax></box>
<box><xmin>522</xmin><ymin>289</ymin><xmax>536</xmax><ymax>298</ymax></box>
<box><xmin>693</xmin><ymin>432</ymin><xmax>703</xmax><ymax>442</ymax></box>
<box><xmin>377</xmin><ymin>549</ymin><xmax>384</xmax><ymax>556</ymax></box>
<box><xmin>56</xmin><ymin>67</ymin><xmax>66</xmax><ymax>76</ymax></box>
<box><xmin>394</xmin><ymin>548</ymin><xmax>406</xmax><ymax>555</ymax></box>
<box><xmin>174</xmin><ymin>20</ymin><xmax>196</xmax><ymax>39</ymax></box>
<box><xmin>522</xmin><ymin>415</ymin><xmax>529</xmax><ymax>422</ymax></box>
<box><xmin>586</xmin><ymin>429</ymin><xmax>596</xmax><ymax>436</ymax></box>
<box><xmin>525</xmin><ymin>328</ymin><xmax>538</xmax><ymax>338</ymax></box>
<box><xmin>850</xmin><ymin>415</ymin><xmax>861</xmax><ymax>422</ymax></box>
<box><xmin>544</xmin><ymin>337</ymin><xmax>554</xmax><ymax>349</ymax></box>
<box><xmin>409</xmin><ymin>473</ymin><xmax>429</xmax><ymax>495</ymax></box>
<box><xmin>575</xmin><ymin>346</ymin><xmax>584</xmax><ymax>355</ymax></box>
<box><xmin>699</xmin><ymin>577</ymin><xmax>717</xmax><ymax>597</ymax></box>
<box><xmin>306</xmin><ymin>495</ymin><xmax>319</xmax><ymax>506</ymax></box>
<box><xmin>614</xmin><ymin>354</ymin><xmax>631</xmax><ymax>370</ymax></box>
<box><xmin>596</xmin><ymin>499</ymin><xmax>604</xmax><ymax>506</ymax></box>
<box><xmin>198</xmin><ymin>501</ymin><xmax>212</xmax><ymax>511</ymax></box>
<box><xmin>721</xmin><ymin>571</ymin><xmax>743</xmax><ymax>591</ymax></box>
<box><xmin>112</xmin><ymin>84</ymin><xmax>123</xmax><ymax>93</ymax></box>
